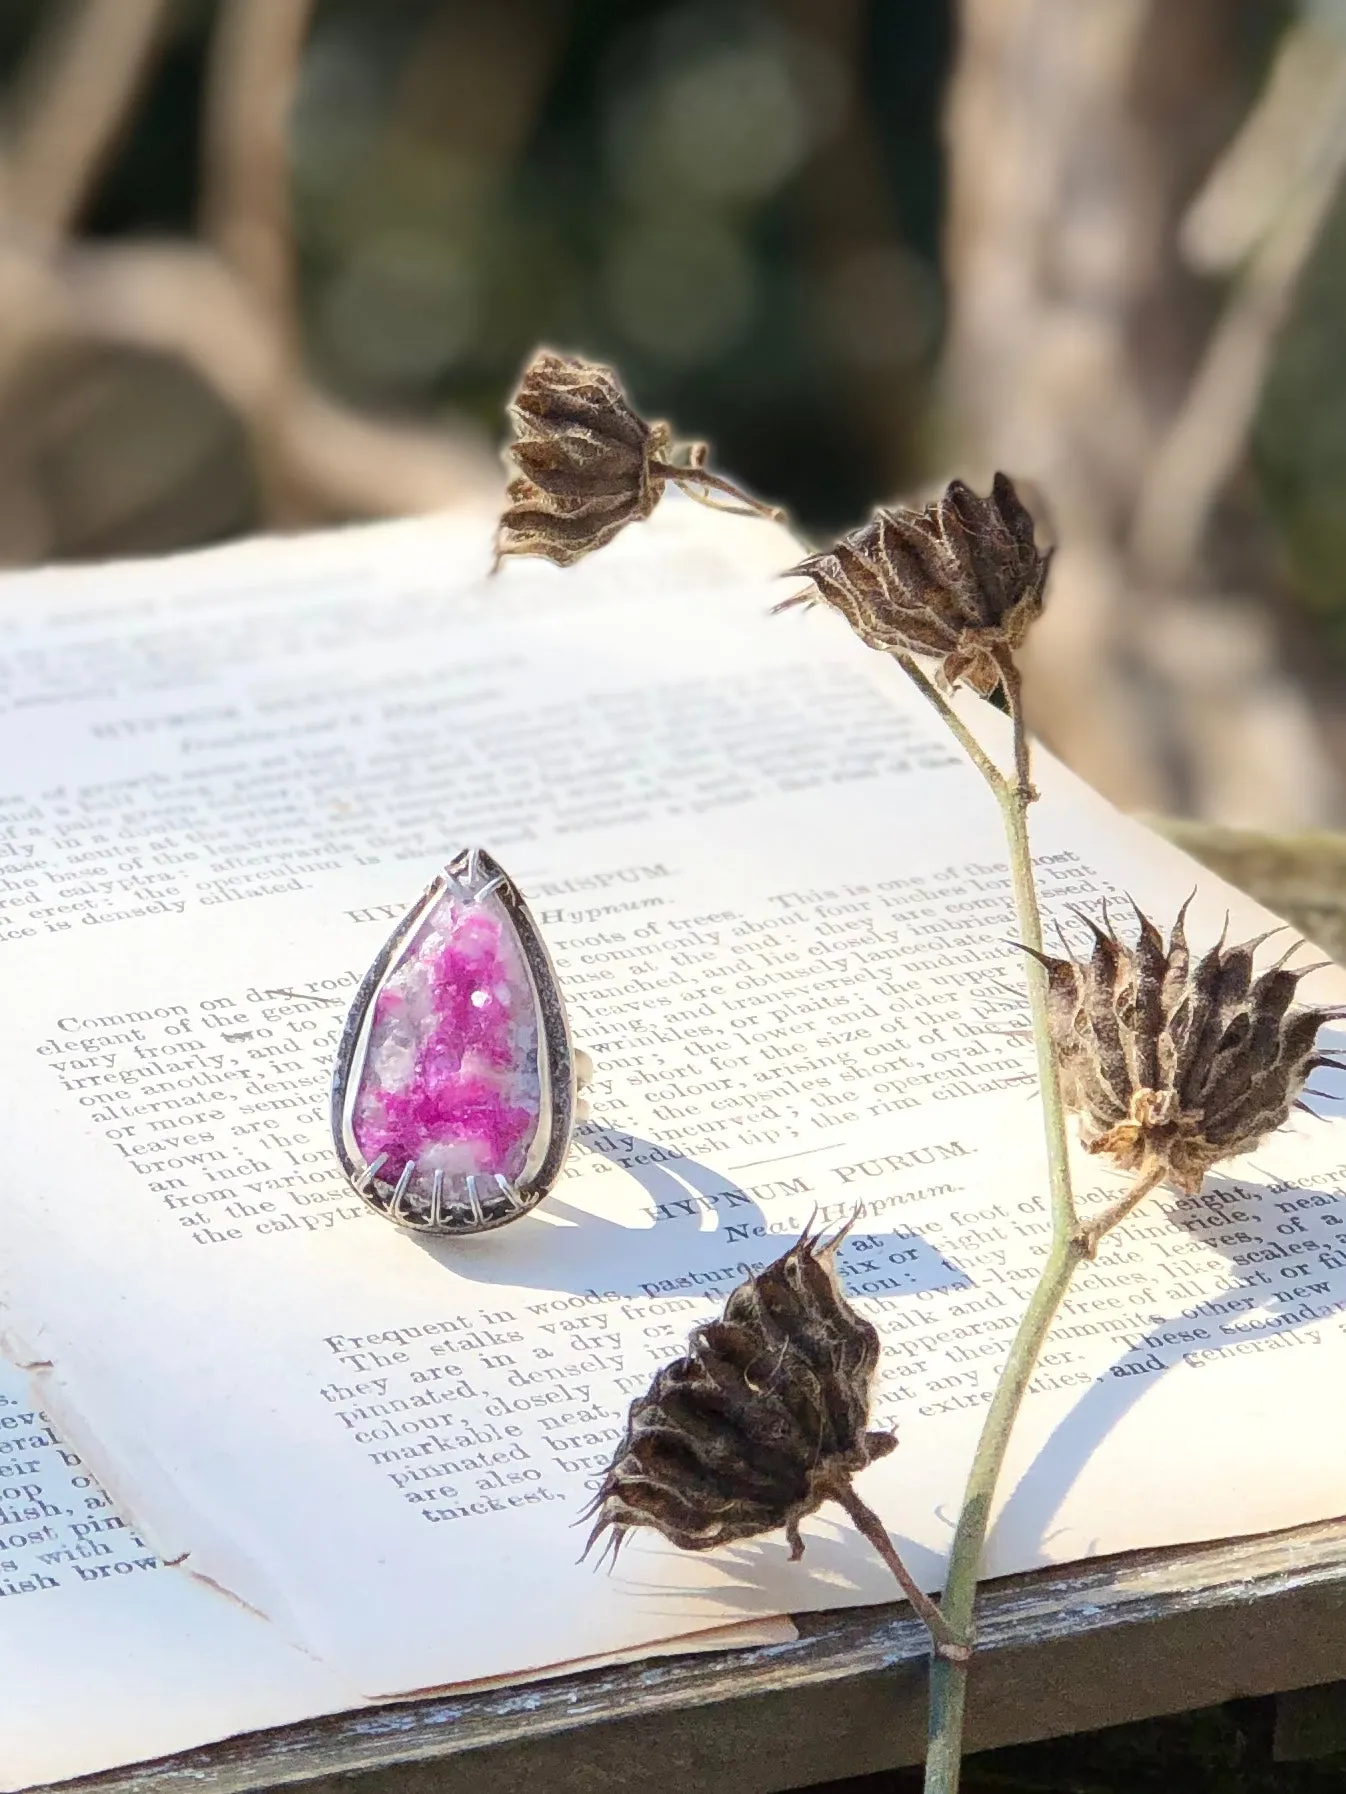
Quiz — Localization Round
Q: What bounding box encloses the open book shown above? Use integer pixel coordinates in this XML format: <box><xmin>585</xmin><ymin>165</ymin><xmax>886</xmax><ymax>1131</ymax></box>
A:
<box><xmin>1</xmin><ymin>496</ymin><xmax>1344</xmax><ymax>1787</ymax></box>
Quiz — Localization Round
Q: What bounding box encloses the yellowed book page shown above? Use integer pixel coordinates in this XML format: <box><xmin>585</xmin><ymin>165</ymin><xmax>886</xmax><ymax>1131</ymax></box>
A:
<box><xmin>0</xmin><ymin>505</ymin><xmax>795</xmax><ymax>1789</ymax></box>
<box><xmin>0</xmin><ymin>1346</ymin><xmax>362</xmax><ymax>1790</ymax></box>
<box><xmin>0</xmin><ymin>496</ymin><xmax>1341</xmax><ymax>1702</ymax></box>
<box><xmin>0</xmin><ymin>1344</ymin><xmax>788</xmax><ymax>1793</ymax></box>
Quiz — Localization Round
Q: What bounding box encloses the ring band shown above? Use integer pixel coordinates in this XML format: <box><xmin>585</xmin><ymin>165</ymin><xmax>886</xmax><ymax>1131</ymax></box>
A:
<box><xmin>330</xmin><ymin>848</ymin><xmax>588</xmax><ymax>1235</ymax></box>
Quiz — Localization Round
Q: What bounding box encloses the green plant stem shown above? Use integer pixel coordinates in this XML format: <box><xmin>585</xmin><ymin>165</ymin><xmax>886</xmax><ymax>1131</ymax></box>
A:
<box><xmin>922</xmin><ymin>1229</ymin><xmax>1085</xmax><ymax>1789</ymax></box>
<box><xmin>894</xmin><ymin>653</ymin><xmax>1074</xmax><ymax>1243</ymax></box>
<box><xmin>922</xmin><ymin>1159</ymin><xmax>1156</xmax><ymax>1790</ymax></box>
<box><xmin>894</xmin><ymin>651</ymin><xmax>1086</xmax><ymax>1794</ymax></box>
<box><xmin>993</xmin><ymin>658</ymin><xmax>1075</xmax><ymax>1248</ymax></box>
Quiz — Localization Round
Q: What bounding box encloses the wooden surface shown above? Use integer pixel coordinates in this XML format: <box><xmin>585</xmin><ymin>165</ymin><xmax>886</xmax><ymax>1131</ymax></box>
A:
<box><xmin>39</xmin><ymin>820</ymin><xmax>1346</xmax><ymax>1794</ymax></box>
<box><xmin>40</xmin><ymin>1517</ymin><xmax>1346</xmax><ymax>1794</ymax></box>
<box><xmin>1149</xmin><ymin>816</ymin><xmax>1346</xmax><ymax>963</ymax></box>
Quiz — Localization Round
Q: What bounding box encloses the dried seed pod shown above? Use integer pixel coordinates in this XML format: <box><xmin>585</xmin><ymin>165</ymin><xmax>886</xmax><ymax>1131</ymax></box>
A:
<box><xmin>777</xmin><ymin>473</ymin><xmax>1050</xmax><ymax>697</ymax></box>
<box><xmin>494</xmin><ymin>349</ymin><xmax>781</xmax><ymax>568</ymax></box>
<box><xmin>1035</xmin><ymin>901</ymin><xmax>1341</xmax><ymax>1194</ymax></box>
<box><xmin>583</xmin><ymin>1222</ymin><xmax>895</xmax><ymax>1564</ymax></box>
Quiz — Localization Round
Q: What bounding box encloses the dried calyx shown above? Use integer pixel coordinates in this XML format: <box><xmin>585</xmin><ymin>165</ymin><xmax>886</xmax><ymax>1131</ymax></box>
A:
<box><xmin>583</xmin><ymin>1221</ymin><xmax>893</xmax><ymax>1562</ymax></box>
<box><xmin>494</xmin><ymin>349</ymin><xmax>781</xmax><ymax>568</ymax></box>
<box><xmin>582</xmin><ymin>1223</ymin><xmax>963</xmax><ymax>1653</ymax></box>
<box><xmin>777</xmin><ymin>473</ymin><xmax>1049</xmax><ymax>698</ymax></box>
<box><xmin>1036</xmin><ymin>900</ymin><xmax>1342</xmax><ymax>1199</ymax></box>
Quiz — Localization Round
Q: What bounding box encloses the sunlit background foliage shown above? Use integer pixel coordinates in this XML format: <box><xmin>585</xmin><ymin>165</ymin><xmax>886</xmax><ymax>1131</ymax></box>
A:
<box><xmin>0</xmin><ymin>0</ymin><xmax>947</xmax><ymax>536</ymax></box>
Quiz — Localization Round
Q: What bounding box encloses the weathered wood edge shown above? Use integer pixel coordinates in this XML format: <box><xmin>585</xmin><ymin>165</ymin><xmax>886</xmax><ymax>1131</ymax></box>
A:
<box><xmin>35</xmin><ymin>1514</ymin><xmax>1346</xmax><ymax>1794</ymax></box>
<box><xmin>1145</xmin><ymin>816</ymin><xmax>1346</xmax><ymax>961</ymax></box>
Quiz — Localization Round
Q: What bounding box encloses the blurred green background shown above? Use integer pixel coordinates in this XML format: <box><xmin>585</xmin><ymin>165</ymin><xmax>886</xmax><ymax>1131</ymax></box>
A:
<box><xmin>0</xmin><ymin>0</ymin><xmax>952</xmax><ymax>542</ymax></box>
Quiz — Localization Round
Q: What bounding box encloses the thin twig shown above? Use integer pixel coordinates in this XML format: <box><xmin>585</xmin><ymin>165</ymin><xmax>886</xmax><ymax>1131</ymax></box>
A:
<box><xmin>995</xmin><ymin>650</ymin><xmax>1035</xmax><ymax>806</ymax></box>
<box><xmin>650</xmin><ymin>461</ymin><xmax>785</xmax><ymax>522</ymax></box>
<box><xmin>6</xmin><ymin>0</ymin><xmax>171</xmax><ymax>248</ymax></box>
<box><xmin>1080</xmin><ymin>1160</ymin><xmax>1166</xmax><ymax>1257</ymax></box>
<box><xmin>830</xmin><ymin>1483</ymin><xmax>969</xmax><ymax>1662</ymax></box>
<box><xmin>1130</xmin><ymin>22</ymin><xmax>1346</xmax><ymax>586</ymax></box>
<box><xmin>12</xmin><ymin>243</ymin><xmax>496</xmax><ymax>516</ymax></box>
<box><xmin>202</xmin><ymin>0</ymin><xmax>317</xmax><ymax>336</ymax></box>
<box><xmin>926</xmin><ymin>1159</ymin><xmax>1164</xmax><ymax>1790</ymax></box>
<box><xmin>200</xmin><ymin>0</ymin><xmax>317</xmax><ymax>520</ymax></box>
<box><xmin>894</xmin><ymin>654</ymin><xmax>1006</xmax><ymax>793</ymax></box>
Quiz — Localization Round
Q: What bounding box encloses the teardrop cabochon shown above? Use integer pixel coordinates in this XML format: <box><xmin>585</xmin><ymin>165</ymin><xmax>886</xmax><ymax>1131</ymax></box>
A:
<box><xmin>331</xmin><ymin>849</ymin><xmax>577</xmax><ymax>1234</ymax></box>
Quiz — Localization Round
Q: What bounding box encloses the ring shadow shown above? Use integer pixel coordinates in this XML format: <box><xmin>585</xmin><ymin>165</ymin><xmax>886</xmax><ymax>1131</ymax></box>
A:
<box><xmin>986</xmin><ymin>1055</ymin><xmax>1346</xmax><ymax>1566</ymax></box>
<box><xmin>410</xmin><ymin>1119</ymin><xmax>973</xmax><ymax>1304</ymax></box>
<box><xmin>588</xmin><ymin>1509</ymin><xmax>946</xmax><ymax>1624</ymax></box>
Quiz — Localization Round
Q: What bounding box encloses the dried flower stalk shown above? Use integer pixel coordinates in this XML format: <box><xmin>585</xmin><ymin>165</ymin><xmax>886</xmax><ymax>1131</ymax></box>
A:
<box><xmin>584</xmin><ymin>1224</ymin><xmax>963</xmax><ymax>1655</ymax></box>
<box><xmin>780</xmin><ymin>476</ymin><xmax>1083</xmax><ymax>1794</ymax></box>
<box><xmin>506</xmin><ymin>366</ymin><xmax>1336</xmax><ymax>1790</ymax></box>
<box><xmin>494</xmin><ymin>349</ymin><xmax>782</xmax><ymax>568</ymax></box>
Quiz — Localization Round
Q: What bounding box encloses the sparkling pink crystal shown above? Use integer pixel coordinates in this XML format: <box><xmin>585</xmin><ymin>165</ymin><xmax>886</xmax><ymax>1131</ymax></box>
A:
<box><xmin>352</xmin><ymin>890</ymin><xmax>541</xmax><ymax>1187</ymax></box>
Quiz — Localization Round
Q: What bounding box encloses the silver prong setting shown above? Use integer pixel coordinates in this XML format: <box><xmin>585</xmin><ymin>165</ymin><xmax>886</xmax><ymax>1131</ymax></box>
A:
<box><xmin>392</xmin><ymin>1161</ymin><xmax>415</xmax><ymax>1218</ymax></box>
<box><xmin>357</xmin><ymin>1151</ymin><xmax>388</xmax><ymax>1194</ymax></box>
<box><xmin>466</xmin><ymin>1175</ymin><xmax>485</xmax><ymax>1227</ymax></box>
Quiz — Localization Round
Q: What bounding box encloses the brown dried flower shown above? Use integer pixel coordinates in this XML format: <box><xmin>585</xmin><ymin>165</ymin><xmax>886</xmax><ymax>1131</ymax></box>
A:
<box><xmin>583</xmin><ymin>1222</ymin><xmax>895</xmax><ymax>1565</ymax></box>
<box><xmin>494</xmin><ymin>349</ymin><xmax>781</xmax><ymax>568</ymax></box>
<box><xmin>777</xmin><ymin>473</ymin><xmax>1050</xmax><ymax>697</ymax></box>
<box><xmin>1035</xmin><ymin>901</ymin><xmax>1341</xmax><ymax>1196</ymax></box>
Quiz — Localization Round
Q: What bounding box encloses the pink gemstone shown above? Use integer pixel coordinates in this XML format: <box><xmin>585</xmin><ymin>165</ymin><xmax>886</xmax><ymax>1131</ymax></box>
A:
<box><xmin>351</xmin><ymin>888</ymin><xmax>542</xmax><ymax>1197</ymax></box>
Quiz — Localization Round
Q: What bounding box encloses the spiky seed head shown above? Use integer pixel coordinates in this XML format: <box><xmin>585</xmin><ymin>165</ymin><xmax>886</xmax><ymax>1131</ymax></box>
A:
<box><xmin>1037</xmin><ymin>901</ymin><xmax>1338</xmax><ymax>1194</ymax></box>
<box><xmin>776</xmin><ymin>473</ymin><xmax>1050</xmax><ymax>697</ymax></box>
<box><xmin>582</xmin><ymin>1223</ymin><xmax>895</xmax><ymax>1565</ymax></box>
<box><xmin>494</xmin><ymin>348</ymin><xmax>780</xmax><ymax>568</ymax></box>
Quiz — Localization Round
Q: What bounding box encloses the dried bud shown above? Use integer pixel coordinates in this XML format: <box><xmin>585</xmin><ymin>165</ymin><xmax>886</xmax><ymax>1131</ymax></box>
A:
<box><xmin>495</xmin><ymin>349</ymin><xmax>781</xmax><ymax>568</ymax></box>
<box><xmin>1037</xmin><ymin>901</ymin><xmax>1341</xmax><ymax>1195</ymax></box>
<box><xmin>777</xmin><ymin>473</ymin><xmax>1049</xmax><ymax>696</ymax></box>
<box><xmin>583</xmin><ymin>1223</ymin><xmax>895</xmax><ymax>1564</ymax></box>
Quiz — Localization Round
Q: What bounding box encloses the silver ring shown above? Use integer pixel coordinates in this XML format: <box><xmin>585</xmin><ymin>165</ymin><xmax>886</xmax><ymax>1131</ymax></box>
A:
<box><xmin>330</xmin><ymin>848</ymin><xmax>590</xmax><ymax>1236</ymax></box>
